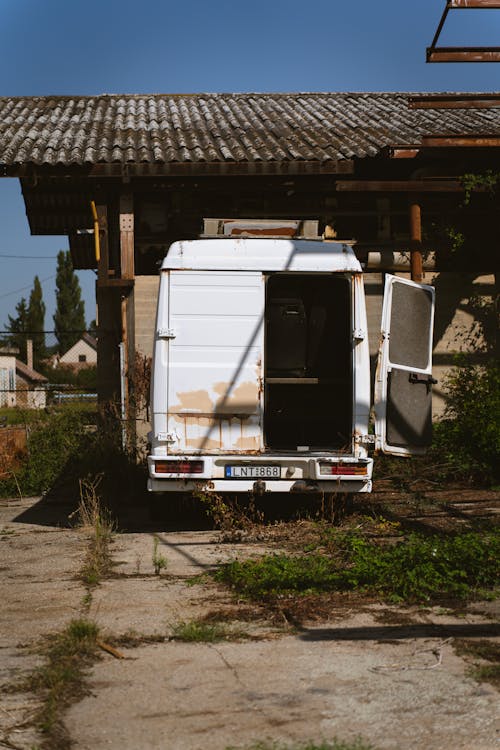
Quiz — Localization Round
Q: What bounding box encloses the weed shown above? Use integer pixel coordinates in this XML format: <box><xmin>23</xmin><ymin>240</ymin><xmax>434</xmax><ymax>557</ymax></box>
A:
<box><xmin>74</xmin><ymin>476</ymin><xmax>115</xmax><ymax>587</ymax></box>
<box><xmin>152</xmin><ymin>535</ymin><xmax>167</xmax><ymax>575</ymax></box>
<box><xmin>194</xmin><ymin>489</ymin><xmax>264</xmax><ymax>540</ymax></box>
<box><xmin>171</xmin><ymin>619</ymin><xmax>229</xmax><ymax>642</ymax></box>
<box><xmin>215</xmin><ymin>528</ymin><xmax>500</xmax><ymax>604</ymax></box>
<box><xmin>27</xmin><ymin>618</ymin><xmax>99</xmax><ymax>748</ymax></box>
<box><xmin>170</xmin><ymin>618</ymin><xmax>252</xmax><ymax>642</ymax></box>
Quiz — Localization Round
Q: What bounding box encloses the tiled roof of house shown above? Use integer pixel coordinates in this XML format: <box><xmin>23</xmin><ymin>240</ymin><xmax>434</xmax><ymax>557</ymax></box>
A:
<box><xmin>15</xmin><ymin>359</ymin><xmax>48</xmax><ymax>383</ymax></box>
<box><xmin>1</xmin><ymin>92</ymin><xmax>499</xmax><ymax>166</ymax></box>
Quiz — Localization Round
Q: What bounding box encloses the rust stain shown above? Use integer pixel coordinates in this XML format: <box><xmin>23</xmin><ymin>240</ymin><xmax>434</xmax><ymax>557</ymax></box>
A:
<box><xmin>186</xmin><ymin>436</ymin><xmax>221</xmax><ymax>450</ymax></box>
<box><xmin>234</xmin><ymin>435</ymin><xmax>260</xmax><ymax>450</ymax></box>
<box><xmin>171</xmin><ymin>389</ymin><xmax>213</xmax><ymax>413</ymax></box>
<box><xmin>213</xmin><ymin>380</ymin><xmax>259</xmax><ymax>414</ymax></box>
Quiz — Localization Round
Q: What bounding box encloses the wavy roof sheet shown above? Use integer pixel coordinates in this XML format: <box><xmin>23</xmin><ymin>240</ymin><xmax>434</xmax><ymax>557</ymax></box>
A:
<box><xmin>1</xmin><ymin>92</ymin><xmax>499</xmax><ymax>166</ymax></box>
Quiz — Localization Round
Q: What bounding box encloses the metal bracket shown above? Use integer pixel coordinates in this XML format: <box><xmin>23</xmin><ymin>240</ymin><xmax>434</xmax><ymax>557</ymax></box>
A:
<box><xmin>353</xmin><ymin>328</ymin><xmax>366</xmax><ymax>341</ymax></box>
<box><xmin>409</xmin><ymin>372</ymin><xmax>438</xmax><ymax>394</ymax></box>
<box><xmin>157</xmin><ymin>328</ymin><xmax>176</xmax><ymax>339</ymax></box>
<box><xmin>157</xmin><ymin>432</ymin><xmax>177</xmax><ymax>443</ymax></box>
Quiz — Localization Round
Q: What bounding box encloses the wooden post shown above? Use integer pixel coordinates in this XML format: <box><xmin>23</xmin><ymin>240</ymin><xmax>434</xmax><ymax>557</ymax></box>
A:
<box><xmin>95</xmin><ymin>204</ymin><xmax>122</xmax><ymax>406</ymax></box>
<box><xmin>119</xmin><ymin>193</ymin><xmax>134</xmax><ymax>279</ymax></box>
<box><xmin>409</xmin><ymin>201</ymin><xmax>423</xmax><ymax>283</ymax></box>
<box><xmin>119</xmin><ymin>193</ymin><xmax>136</xmax><ymax>447</ymax></box>
<box><xmin>96</xmin><ymin>205</ymin><xmax>109</xmax><ymax>282</ymax></box>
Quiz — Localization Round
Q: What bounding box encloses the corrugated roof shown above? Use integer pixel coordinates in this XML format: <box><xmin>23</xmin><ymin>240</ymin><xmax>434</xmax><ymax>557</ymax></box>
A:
<box><xmin>1</xmin><ymin>92</ymin><xmax>499</xmax><ymax>166</ymax></box>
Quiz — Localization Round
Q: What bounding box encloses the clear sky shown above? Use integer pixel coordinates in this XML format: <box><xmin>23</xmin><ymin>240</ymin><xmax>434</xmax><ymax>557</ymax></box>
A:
<box><xmin>1</xmin><ymin>0</ymin><xmax>499</xmax><ymax>330</ymax></box>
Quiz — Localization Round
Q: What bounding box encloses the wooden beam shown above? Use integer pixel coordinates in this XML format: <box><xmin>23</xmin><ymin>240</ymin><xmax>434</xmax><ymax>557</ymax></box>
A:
<box><xmin>409</xmin><ymin>202</ymin><xmax>423</xmax><ymax>283</ymax></box>
<box><xmin>409</xmin><ymin>94</ymin><xmax>500</xmax><ymax>109</ymax></box>
<box><xmin>427</xmin><ymin>47</ymin><xmax>500</xmax><ymax>62</ymax></box>
<box><xmin>449</xmin><ymin>0</ymin><xmax>500</xmax><ymax>8</ymax></box>
<box><xmin>421</xmin><ymin>135</ymin><xmax>500</xmax><ymax>147</ymax></box>
<box><xmin>335</xmin><ymin>180</ymin><xmax>466</xmax><ymax>193</ymax></box>
<box><xmin>119</xmin><ymin>193</ymin><xmax>134</xmax><ymax>280</ymax></box>
<box><xmin>88</xmin><ymin>160</ymin><xmax>355</xmax><ymax>178</ymax></box>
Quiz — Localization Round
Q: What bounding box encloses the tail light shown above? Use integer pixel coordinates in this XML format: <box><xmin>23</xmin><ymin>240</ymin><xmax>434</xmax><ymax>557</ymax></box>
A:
<box><xmin>154</xmin><ymin>460</ymin><xmax>204</xmax><ymax>474</ymax></box>
<box><xmin>319</xmin><ymin>462</ymin><xmax>368</xmax><ymax>476</ymax></box>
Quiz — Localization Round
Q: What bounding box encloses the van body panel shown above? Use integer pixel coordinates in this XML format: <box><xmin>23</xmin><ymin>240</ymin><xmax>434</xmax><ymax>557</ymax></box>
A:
<box><xmin>165</xmin><ymin>270</ymin><xmax>263</xmax><ymax>454</ymax></box>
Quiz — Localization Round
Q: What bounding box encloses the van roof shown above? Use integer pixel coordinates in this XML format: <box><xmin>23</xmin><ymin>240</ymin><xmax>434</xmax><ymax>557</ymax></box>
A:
<box><xmin>161</xmin><ymin>239</ymin><xmax>362</xmax><ymax>273</ymax></box>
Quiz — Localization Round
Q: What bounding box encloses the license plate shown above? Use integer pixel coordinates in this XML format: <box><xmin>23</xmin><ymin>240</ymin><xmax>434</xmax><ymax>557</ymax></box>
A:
<box><xmin>225</xmin><ymin>465</ymin><xmax>280</xmax><ymax>479</ymax></box>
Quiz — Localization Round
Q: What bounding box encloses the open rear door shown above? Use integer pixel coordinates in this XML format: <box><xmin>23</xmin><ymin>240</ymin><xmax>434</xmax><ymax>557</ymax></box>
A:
<box><xmin>374</xmin><ymin>275</ymin><xmax>435</xmax><ymax>456</ymax></box>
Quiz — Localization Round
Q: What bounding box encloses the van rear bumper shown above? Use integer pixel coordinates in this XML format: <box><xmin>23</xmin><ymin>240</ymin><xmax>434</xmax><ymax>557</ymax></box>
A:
<box><xmin>147</xmin><ymin>454</ymin><xmax>373</xmax><ymax>494</ymax></box>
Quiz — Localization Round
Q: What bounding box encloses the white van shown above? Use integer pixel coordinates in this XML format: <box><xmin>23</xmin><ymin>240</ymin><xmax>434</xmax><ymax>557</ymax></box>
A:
<box><xmin>147</xmin><ymin>237</ymin><xmax>435</xmax><ymax>496</ymax></box>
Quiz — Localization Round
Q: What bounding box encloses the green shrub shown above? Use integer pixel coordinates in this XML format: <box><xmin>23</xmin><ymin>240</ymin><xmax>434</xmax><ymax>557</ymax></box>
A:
<box><xmin>433</xmin><ymin>360</ymin><xmax>500</xmax><ymax>483</ymax></box>
<box><xmin>0</xmin><ymin>403</ymin><xmax>145</xmax><ymax>501</ymax></box>
<box><xmin>215</xmin><ymin>528</ymin><xmax>500</xmax><ymax>603</ymax></box>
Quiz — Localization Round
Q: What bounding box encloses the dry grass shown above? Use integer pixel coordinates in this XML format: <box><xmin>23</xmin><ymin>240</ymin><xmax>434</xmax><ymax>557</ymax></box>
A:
<box><xmin>71</xmin><ymin>475</ymin><xmax>115</xmax><ymax>587</ymax></box>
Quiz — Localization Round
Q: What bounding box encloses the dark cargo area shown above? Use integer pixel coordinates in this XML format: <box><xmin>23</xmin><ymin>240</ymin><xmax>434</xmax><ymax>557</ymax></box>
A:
<box><xmin>264</xmin><ymin>273</ymin><xmax>352</xmax><ymax>450</ymax></box>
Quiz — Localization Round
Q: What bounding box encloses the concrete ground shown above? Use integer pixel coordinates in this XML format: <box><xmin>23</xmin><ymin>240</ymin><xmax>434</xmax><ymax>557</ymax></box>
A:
<box><xmin>1</xmin><ymin>494</ymin><xmax>499</xmax><ymax>750</ymax></box>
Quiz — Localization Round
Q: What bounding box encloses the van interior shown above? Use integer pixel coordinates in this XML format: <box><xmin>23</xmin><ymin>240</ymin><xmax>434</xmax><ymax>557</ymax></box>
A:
<box><xmin>264</xmin><ymin>273</ymin><xmax>352</xmax><ymax>450</ymax></box>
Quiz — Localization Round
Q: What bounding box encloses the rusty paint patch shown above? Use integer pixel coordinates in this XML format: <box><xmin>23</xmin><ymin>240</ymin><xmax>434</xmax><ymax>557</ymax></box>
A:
<box><xmin>213</xmin><ymin>381</ymin><xmax>259</xmax><ymax>414</ymax></box>
<box><xmin>234</xmin><ymin>435</ymin><xmax>261</xmax><ymax>451</ymax></box>
<box><xmin>171</xmin><ymin>389</ymin><xmax>213</xmax><ymax>413</ymax></box>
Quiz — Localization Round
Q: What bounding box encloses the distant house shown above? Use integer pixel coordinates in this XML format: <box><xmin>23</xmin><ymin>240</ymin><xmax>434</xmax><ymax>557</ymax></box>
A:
<box><xmin>0</xmin><ymin>355</ymin><xmax>16</xmax><ymax>408</ymax></box>
<box><xmin>58</xmin><ymin>333</ymin><xmax>97</xmax><ymax>369</ymax></box>
<box><xmin>0</xmin><ymin>354</ymin><xmax>48</xmax><ymax>409</ymax></box>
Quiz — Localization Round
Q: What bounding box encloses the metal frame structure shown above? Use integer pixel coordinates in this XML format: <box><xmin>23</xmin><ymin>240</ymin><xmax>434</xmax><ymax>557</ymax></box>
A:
<box><xmin>427</xmin><ymin>0</ymin><xmax>500</xmax><ymax>62</ymax></box>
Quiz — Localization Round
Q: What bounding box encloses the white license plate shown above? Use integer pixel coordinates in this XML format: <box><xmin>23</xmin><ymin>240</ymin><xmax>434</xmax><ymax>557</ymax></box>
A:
<box><xmin>225</xmin><ymin>465</ymin><xmax>280</xmax><ymax>479</ymax></box>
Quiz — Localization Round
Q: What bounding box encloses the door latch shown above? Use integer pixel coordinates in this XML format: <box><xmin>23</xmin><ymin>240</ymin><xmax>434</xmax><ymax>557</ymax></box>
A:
<box><xmin>409</xmin><ymin>372</ymin><xmax>438</xmax><ymax>394</ymax></box>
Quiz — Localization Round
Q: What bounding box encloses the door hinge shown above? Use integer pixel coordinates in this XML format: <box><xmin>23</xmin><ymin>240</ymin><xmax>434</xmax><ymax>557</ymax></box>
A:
<box><xmin>353</xmin><ymin>328</ymin><xmax>366</xmax><ymax>341</ymax></box>
<box><xmin>157</xmin><ymin>328</ymin><xmax>176</xmax><ymax>339</ymax></box>
<box><xmin>157</xmin><ymin>432</ymin><xmax>177</xmax><ymax>443</ymax></box>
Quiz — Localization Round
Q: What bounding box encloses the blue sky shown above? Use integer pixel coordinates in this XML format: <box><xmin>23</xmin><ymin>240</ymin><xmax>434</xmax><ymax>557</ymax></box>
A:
<box><xmin>1</xmin><ymin>0</ymin><xmax>500</xmax><ymax>329</ymax></box>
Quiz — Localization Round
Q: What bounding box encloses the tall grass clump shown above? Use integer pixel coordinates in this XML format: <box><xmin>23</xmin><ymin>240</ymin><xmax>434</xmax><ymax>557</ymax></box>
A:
<box><xmin>75</xmin><ymin>476</ymin><xmax>115</xmax><ymax>586</ymax></box>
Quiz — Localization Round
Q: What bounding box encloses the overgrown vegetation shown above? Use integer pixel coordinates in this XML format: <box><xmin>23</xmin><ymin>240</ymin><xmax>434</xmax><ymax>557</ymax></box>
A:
<box><xmin>432</xmin><ymin>360</ymin><xmax>500</xmax><ymax>485</ymax></box>
<box><xmin>74</xmin><ymin>476</ymin><xmax>115</xmax><ymax>587</ymax></box>
<box><xmin>215</xmin><ymin>527</ymin><xmax>500</xmax><ymax>604</ymax></box>
<box><xmin>0</xmin><ymin>401</ymin><xmax>147</xmax><ymax>502</ymax></box>
<box><xmin>0</xmin><ymin>404</ymin><xmax>97</xmax><ymax>497</ymax></box>
<box><xmin>27</xmin><ymin>618</ymin><xmax>99</xmax><ymax>749</ymax></box>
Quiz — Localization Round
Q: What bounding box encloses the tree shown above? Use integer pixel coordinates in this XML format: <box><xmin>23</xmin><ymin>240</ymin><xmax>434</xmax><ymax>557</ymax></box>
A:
<box><xmin>53</xmin><ymin>250</ymin><xmax>86</xmax><ymax>352</ymax></box>
<box><xmin>27</xmin><ymin>275</ymin><xmax>46</xmax><ymax>364</ymax></box>
<box><xmin>4</xmin><ymin>297</ymin><xmax>29</xmax><ymax>361</ymax></box>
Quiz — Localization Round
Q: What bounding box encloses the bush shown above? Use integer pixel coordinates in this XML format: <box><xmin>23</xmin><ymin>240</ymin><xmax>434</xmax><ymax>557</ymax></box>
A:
<box><xmin>0</xmin><ymin>403</ymin><xmax>146</xmax><ymax>501</ymax></box>
<box><xmin>0</xmin><ymin>406</ymin><xmax>96</xmax><ymax>497</ymax></box>
<box><xmin>434</xmin><ymin>360</ymin><xmax>500</xmax><ymax>483</ymax></box>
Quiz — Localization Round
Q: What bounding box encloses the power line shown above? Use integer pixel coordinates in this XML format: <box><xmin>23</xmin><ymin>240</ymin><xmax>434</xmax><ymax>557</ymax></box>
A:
<box><xmin>0</xmin><ymin>254</ymin><xmax>58</xmax><ymax>259</ymax></box>
<box><xmin>0</xmin><ymin>275</ymin><xmax>56</xmax><ymax>301</ymax></box>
